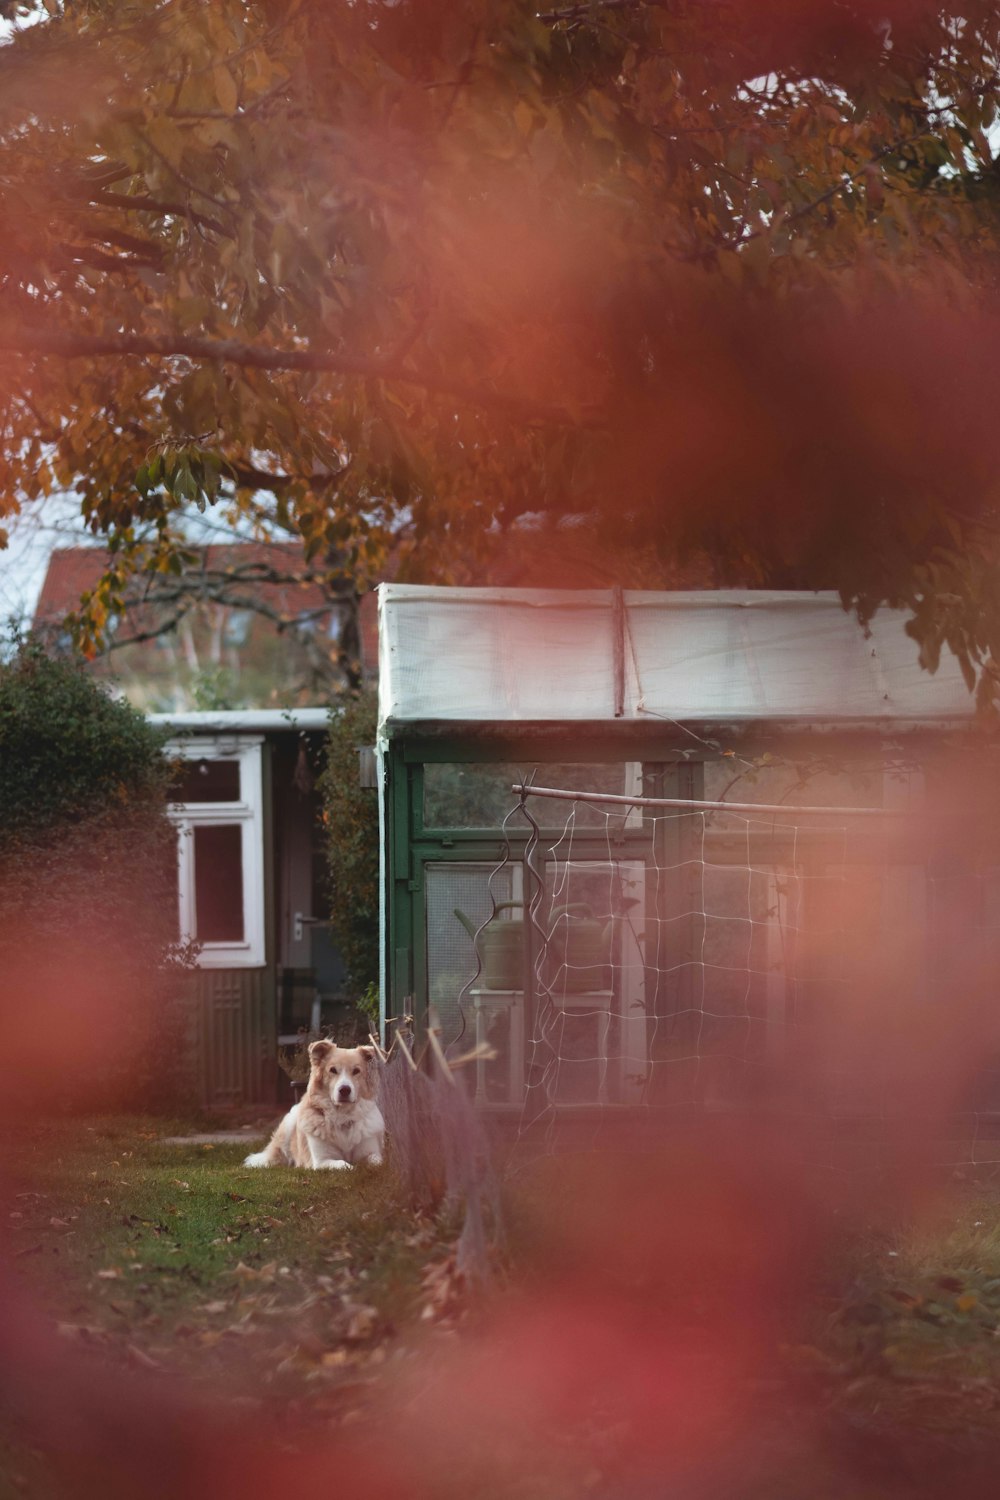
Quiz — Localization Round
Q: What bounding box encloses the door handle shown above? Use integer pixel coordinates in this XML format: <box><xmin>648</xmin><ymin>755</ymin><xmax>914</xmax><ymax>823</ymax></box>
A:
<box><xmin>293</xmin><ymin>912</ymin><xmax>329</xmax><ymax>942</ymax></box>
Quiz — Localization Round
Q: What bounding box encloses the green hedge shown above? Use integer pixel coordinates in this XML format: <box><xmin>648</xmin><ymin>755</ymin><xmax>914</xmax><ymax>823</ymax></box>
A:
<box><xmin>318</xmin><ymin>690</ymin><xmax>379</xmax><ymax>1004</ymax></box>
<box><xmin>0</xmin><ymin>639</ymin><xmax>170</xmax><ymax>834</ymax></box>
<box><xmin>0</xmin><ymin>640</ymin><xmax>195</xmax><ymax>1110</ymax></box>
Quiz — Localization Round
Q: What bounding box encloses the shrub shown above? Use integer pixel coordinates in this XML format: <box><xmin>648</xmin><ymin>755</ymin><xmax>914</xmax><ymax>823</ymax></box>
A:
<box><xmin>318</xmin><ymin>689</ymin><xmax>379</xmax><ymax>1002</ymax></box>
<box><xmin>0</xmin><ymin>637</ymin><xmax>170</xmax><ymax>833</ymax></box>
<box><xmin>0</xmin><ymin>638</ymin><xmax>195</xmax><ymax>1111</ymax></box>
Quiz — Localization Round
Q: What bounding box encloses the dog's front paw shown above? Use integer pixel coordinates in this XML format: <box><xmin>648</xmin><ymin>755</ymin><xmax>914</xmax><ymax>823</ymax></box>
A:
<box><xmin>316</xmin><ymin>1159</ymin><xmax>352</xmax><ymax>1171</ymax></box>
<box><xmin>243</xmin><ymin>1152</ymin><xmax>270</xmax><ymax>1168</ymax></box>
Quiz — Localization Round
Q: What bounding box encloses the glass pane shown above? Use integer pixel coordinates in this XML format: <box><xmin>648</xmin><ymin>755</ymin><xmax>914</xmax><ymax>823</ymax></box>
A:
<box><xmin>423</xmin><ymin>762</ymin><xmax>639</xmax><ymax>830</ymax></box>
<box><xmin>529</xmin><ymin>857</ymin><xmax>648</xmax><ymax>1108</ymax></box>
<box><xmin>425</xmin><ymin>862</ymin><xmax>516</xmax><ymax>1045</ymax></box>
<box><xmin>537</xmin><ymin>858</ymin><xmax>645</xmax><ymax>996</ymax></box>
<box><xmin>194</xmin><ymin>824</ymin><xmax>244</xmax><ymax>942</ymax></box>
<box><xmin>173</xmin><ymin>758</ymin><xmax>241</xmax><ymax>803</ymax></box>
<box><xmin>702</xmin><ymin>758</ymin><xmax>883</xmax><ymax>810</ymax></box>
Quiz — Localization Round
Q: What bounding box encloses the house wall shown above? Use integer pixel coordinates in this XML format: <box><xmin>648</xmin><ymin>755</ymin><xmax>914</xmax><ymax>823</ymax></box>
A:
<box><xmin>185</xmin><ymin>730</ymin><xmax>345</xmax><ymax>1107</ymax></box>
<box><xmin>194</xmin><ymin>967</ymin><xmax>276</xmax><ymax>1107</ymax></box>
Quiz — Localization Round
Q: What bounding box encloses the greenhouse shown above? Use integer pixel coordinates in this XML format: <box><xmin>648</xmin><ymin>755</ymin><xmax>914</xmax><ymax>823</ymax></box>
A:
<box><xmin>376</xmin><ymin>585</ymin><xmax>989</xmax><ymax>1124</ymax></box>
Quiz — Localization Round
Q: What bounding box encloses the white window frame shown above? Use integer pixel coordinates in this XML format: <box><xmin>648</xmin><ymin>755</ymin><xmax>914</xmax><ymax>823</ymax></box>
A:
<box><xmin>166</xmin><ymin>735</ymin><xmax>265</xmax><ymax>968</ymax></box>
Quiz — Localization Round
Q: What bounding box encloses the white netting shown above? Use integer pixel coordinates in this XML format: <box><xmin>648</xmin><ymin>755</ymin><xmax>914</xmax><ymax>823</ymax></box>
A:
<box><xmin>428</xmin><ymin>777</ymin><xmax>1000</xmax><ymax>1176</ymax></box>
<box><xmin>362</xmin><ymin>1014</ymin><xmax>508</xmax><ymax>1284</ymax></box>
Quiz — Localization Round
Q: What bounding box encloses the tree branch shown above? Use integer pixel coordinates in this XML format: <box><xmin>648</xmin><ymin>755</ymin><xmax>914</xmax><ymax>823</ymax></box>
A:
<box><xmin>83</xmin><ymin>226</ymin><xmax>165</xmax><ymax>261</ymax></box>
<box><xmin>0</xmin><ymin>323</ymin><xmax>596</xmax><ymax>425</ymax></box>
<box><xmin>134</xmin><ymin>560</ymin><xmax>353</xmax><ymax>600</ymax></box>
<box><xmin>103</xmin><ymin>609</ymin><xmax>189</xmax><ymax>650</ymax></box>
<box><xmin>86</xmin><ymin>191</ymin><xmax>227</xmax><ymax>237</ymax></box>
<box><xmin>536</xmin><ymin>0</ymin><xmax>645</xmax><ymax>23</ymax></box>
<box><xmin>719</xmin><ymin>129</ymin><xmax>936</xmax><ymax>250</ymax></box>
<box><xmin>227</xmin><ymin>459</ymin><xmax>348</xmax><ymax>493</ymax></box>
<box><xmin>61</xmin><ymin>246</ymin><xmax>162</xmax><ymax>274</ymax></box>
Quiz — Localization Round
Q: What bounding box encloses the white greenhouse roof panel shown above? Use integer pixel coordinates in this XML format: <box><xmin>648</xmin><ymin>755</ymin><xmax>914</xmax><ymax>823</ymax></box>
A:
<box><xmin>377</xmin><ymin>585</ymin><xmax>975</xmax><ymax>730</ymax></box>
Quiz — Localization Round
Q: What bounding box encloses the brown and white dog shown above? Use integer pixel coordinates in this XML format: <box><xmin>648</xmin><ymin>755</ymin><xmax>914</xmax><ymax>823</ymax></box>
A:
<box><xmin>244</xmin><ymin>1041</ymin><xmax>384</xmax><ymax>1171</ymax></box>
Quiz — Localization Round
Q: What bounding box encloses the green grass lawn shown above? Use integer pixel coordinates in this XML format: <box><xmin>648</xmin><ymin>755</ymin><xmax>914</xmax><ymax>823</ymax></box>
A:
<box><xmin>2</xmin><ymin>1115</ymin><xmax>460</xmax><ymax>1418</ymax></box>
<box><xmin>7</xmin><ymin>1117</ymin><xmax>1000</xmax><ymax>1499</ymax></box>
<box><xmin>812</xmin><ymin>1190</ymin><xmax>1000</xmax><ymax>1462</ymax></box>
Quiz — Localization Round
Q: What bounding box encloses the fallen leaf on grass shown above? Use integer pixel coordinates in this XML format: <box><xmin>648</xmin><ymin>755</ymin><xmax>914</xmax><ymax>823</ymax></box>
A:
<box><xmin>343</xmin><ymin>1303</ymin><xmax>378</xmax><ymax>1342</ymax></box>
<box><xmin>126</xmin><ymin>1344</ymin><xmax>163</xmax><ymax>1372</ymax></box>
<box><xmin>48</xmin><ymin>1217</ymin><xmax>74</xmax><ymax>1231</ymax></box>
<box><xmin>57</xmin><ymin>1323</ymin><xmax>110</xmax><ymax>1343</ymax></box>
<box><xmin>96</xmin><ymin>1268</ymin><xmax>122</xmax><ymax>1280</ymax></box>
<box><xmin>232</xmin><ymin>1260</ymin><xmax>277</xmax><ymax>1283</ymax></box>
<box><xmin>420</xmin><ymin>1256</ymin><xmax>465</xmax><ymax>1322</ymax></box>
<box><xmin>201</xmin><ymin>1300</ymin><xmax>230</xmax><ymax>1314</ymax></box>
<box><xmin>126</xmin><ymin>1214</ymin><xmax>168</xmax><ymax>1233</ymax></box>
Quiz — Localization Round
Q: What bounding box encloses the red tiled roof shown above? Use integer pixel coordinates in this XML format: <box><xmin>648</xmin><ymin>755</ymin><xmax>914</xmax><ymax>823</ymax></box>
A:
<box><xmin>33</xmin><ymin>547</ymin><xmax>109</xmax><ymax>623</ymax></box>
<box><xmin>34</xmin><ymin>543</ymin><xmax>386</xmax><ymax>682</ymax></box>
<box><xmin>34</xmin><ymin>543</ymin><xmax>336</xmax><ymax>623</ymax></box>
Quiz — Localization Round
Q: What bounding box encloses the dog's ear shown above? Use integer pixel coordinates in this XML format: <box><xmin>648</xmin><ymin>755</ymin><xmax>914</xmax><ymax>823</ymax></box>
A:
<box><xmin>308</xmin><ymin>1039</ymin><xmax>334</xmax><ymax>1067</ymax></box>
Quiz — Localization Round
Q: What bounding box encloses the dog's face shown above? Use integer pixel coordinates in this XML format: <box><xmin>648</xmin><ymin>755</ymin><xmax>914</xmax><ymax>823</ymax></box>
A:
<box><xmin>308</xmin><ymin>1041</ymin><xmax>377</xmax><ymax>1106</ymax></box>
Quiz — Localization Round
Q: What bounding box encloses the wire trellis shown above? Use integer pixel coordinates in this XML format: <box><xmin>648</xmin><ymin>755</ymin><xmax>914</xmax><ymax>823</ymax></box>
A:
<box><xmin>430</xmin><ymin>776</ymin><xmax>1000</xmax><ymax>1177</ymax></box>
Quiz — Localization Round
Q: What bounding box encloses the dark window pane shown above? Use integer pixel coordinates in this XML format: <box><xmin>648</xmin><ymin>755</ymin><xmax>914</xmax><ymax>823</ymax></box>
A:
<box><xmin>194</xmin><ymin>825</ymin><xmax>244</xmax><ymax>942</ymax></box>
<box><xmin>423</xmin><ymin>762</ymin><xmax>633</xmax><ymax>829</ymax></box>
<box><xmin>173</xmin><ymin>758</ymin><xmax>241</xmax><ymax>803</ymax></box>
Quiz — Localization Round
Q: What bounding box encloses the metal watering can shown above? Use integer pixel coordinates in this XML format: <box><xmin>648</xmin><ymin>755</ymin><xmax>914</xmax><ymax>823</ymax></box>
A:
<box><xmin>547</xmin><ymin>903</ymin><xmax>613</xmax><ymax>992</ymax></box>
<box><xmin>453</xmin><ymin>903</ymin><xmax>524</xmax><ymax>990</ymax></box>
